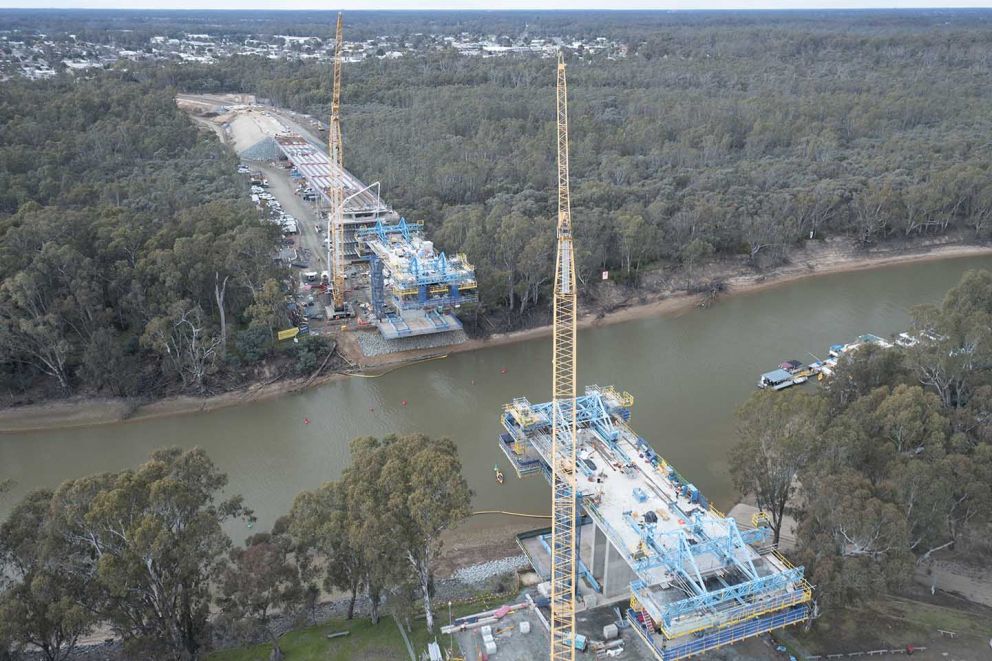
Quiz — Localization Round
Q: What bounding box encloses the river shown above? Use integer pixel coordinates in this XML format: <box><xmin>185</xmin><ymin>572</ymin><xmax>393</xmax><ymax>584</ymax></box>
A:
<box><xmin>1</xmin><ymin>255</ymin><xmax>990</xmax><ymax>539</ymax></box>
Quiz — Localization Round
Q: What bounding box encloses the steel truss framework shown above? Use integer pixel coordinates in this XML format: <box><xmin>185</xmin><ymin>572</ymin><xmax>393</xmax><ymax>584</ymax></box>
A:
<box><xmin>329</xmin><ymin>13</ymin><xmax>346</xmax><ymax>310</ymax></box>
<box><xmin>357</xmin><ymin>218</ymin><xmax>478</xmax><ymax>321</ymax></box>
<box><xmin>550</xmin><ymin>50</ymin><xmax>578</xmax><ymax>661</ymax></box>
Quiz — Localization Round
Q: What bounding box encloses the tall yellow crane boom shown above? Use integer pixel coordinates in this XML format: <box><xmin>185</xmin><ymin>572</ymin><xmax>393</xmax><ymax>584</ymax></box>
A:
<box><xmin>329</xmin><ymin>12</ymin><xmax>344</xmax><ymax>169</ymax></box>
<box><xmin>329</xmin><ymin>12</ymin><xmax>346</xmax><ymax>311</ymax></box>
<box><xmin>550</xmin><ymin>50</ymin><xmax>578</xmax><ymax>661</ymax></box>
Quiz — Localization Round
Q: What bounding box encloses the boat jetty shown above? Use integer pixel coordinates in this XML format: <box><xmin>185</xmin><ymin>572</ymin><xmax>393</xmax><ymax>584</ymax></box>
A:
<box><xmin>757</xmin><ymin>360</ymin><xmax>810</xmax><ymax>391</ymax></box>
<box><xmin>758</xmin><ymin>332</ymin><xmax>906</xmax><ymax>390</ymax></box>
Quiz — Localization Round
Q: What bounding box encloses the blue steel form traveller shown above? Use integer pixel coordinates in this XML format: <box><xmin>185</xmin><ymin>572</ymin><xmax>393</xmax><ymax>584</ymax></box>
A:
<box><xmin>499</xmin><ymin>385</ymin><xmax>812</xmax><ymax>660</ymax></box>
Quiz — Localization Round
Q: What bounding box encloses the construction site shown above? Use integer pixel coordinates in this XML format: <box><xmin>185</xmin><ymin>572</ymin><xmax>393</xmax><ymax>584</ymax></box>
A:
<box><xmin>357</xmin><ymin>218</ymin><xmax>477</xmax><ymax>339</ymax></box>
<box><xmin>180</xmin><ymin>17</ymin><xmax>812</xmax><ymax>661</ymax></box>
<box><xmin>176</xmin><ymin>15</ymin><xmax>477</xmax><ymax>360</ymax></box>
<box><xmin>289</xmin><ymin>14</ymin><xmax>476</xmax><ymax>353</ymax></box>
<box><xmin>438</xmin><ymin>53</ymin><xmax>813</xmax><ymax>661</ymax></box>
<box><xmin>271</xmin><ymin>130</ymin><xmax>477</xmax><ymax>342</ymax></box>
<box><xmin>482</xmin><ymin>386</ymin><xmax>812</xmax><ymax>659</ymax></box>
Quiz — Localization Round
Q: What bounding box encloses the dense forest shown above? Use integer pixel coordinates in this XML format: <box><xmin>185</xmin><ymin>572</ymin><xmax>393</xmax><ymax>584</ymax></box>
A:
<box><xmin>4</xmin><ymin>8</ymin><xmax>990</xmax><ymax>48</ymax></box>
<box><xmin>3</xmin><ymin>10</ymin><xmax>992</xmax><ymax>398</ymax></box>
<box><xmin>0</xmin><ymin>75</ymin><xmax>318</xmax><ymax>400</ymax></box>
<box><xmin>731</xmin><ymin>269</ymin><xmax>992</xmax><ymax>611</ymax></box>
<box><xmin>143</xmin><ymin>11</ymin><xmax>992</xmax><ymax>322</ymax></box>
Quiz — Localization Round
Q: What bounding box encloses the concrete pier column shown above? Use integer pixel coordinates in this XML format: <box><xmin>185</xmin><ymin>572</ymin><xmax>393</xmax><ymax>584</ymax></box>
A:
<box><xmin>591</xmin><ymin>524</ymin><xmax>607</xmax><ymax>586</ymax></box>
<box><xmin>602</xmin><ymin>539</ymin><xmax>612</xmax><ymax>596</ymax></box>
<box><xmin>602</xmin><ymin>540</ymin><xmax>636</xmax><ymax>600</ymax></box>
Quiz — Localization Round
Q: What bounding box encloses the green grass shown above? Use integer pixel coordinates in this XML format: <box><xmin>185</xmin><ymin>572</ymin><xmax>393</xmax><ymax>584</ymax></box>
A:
<box><xmin>208</xmin><ymin>594</ymin><xmax>508</xmax><ymax>661</ymax></box>
<box><xmin>206</xmin><ymin>618</ymin><xmax>411</xmax><ymax>661</ymax></box>
<box><xmin>877</xmin><ymin>596</ymin><xmax>991</xmax><ymax>637</ymax></box>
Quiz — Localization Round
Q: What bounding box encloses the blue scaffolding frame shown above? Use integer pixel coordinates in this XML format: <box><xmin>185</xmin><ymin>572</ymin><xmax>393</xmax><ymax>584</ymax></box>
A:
<box><xmin>627</xmin><ymin>604</ymin><xmax>811</xmax><ymax>660</ymax></box>
<box><xmin>499</xmin><ymin>384</ymin><xmax>812</xmax><ymax>659</ymax></box>
<box><xmin>358</xmin><ymin>218</ymin><xmax>476</xmax><ymax>288</ymax></box>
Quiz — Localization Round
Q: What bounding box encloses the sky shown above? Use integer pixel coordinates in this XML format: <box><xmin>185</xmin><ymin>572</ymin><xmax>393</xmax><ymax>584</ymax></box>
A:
<box><xmin>0</xmin><ymin>0</ymin><xmax>990</xmax><ymax>10</ymax></box>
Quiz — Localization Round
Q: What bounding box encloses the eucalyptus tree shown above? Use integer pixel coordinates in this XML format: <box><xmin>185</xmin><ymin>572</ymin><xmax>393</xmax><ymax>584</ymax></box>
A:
<box><xmin>50</xmin><ymin>447</ymin><xmax>251</xmax><ymax>660</ymax></box>
<box><xmin>0</xmin><ymin>490</ymin><xmax>95</xmax><ymax>661</ymax></box>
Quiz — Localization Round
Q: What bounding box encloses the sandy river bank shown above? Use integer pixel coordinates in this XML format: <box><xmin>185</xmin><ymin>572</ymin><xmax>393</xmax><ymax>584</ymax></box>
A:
<box><xmin>1</xmin><ymin>242</ymin><xmax>990</xmax><ymax>434</ymax></box>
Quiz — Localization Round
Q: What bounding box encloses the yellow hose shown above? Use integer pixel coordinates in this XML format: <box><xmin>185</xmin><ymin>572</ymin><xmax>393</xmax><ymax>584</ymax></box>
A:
<box><xmin>348</xmin><ymin>353</ymin><xmax>449</xmax><ymax>378</ymax></box>
<box><xmin>471</xmin><ymin>510</ymin><xmax>551</xmax><ymax>519</ymax></box>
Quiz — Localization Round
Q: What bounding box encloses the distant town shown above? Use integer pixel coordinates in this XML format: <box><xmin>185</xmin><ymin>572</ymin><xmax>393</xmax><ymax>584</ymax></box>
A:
<box><xmin>0</xmin><ymin>27</ymin><xmax>627</xmax><ymax>80</ymax></box>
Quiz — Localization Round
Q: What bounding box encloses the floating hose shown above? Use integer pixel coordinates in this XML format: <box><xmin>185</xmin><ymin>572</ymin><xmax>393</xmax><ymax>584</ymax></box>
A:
<box><xmin>471</xmin><ymin>510</ymin><xmax>552</xmax><ymax>519</ymax></box>
<box><xmin>347</xmin><ymin>353</ymin><xmax>449</xmax><ymax>379</ymax></box>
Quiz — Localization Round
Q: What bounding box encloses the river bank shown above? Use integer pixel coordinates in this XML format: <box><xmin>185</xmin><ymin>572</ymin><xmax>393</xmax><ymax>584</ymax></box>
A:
<box><xmin>1</xmin><ymin>241</ymin><xmax>990</xmax><ymax>434</ymax></box>
<box><xmin>350</xmin><ymin>239</ymin><xmax>992</xmax><ymax>369</ymax></box>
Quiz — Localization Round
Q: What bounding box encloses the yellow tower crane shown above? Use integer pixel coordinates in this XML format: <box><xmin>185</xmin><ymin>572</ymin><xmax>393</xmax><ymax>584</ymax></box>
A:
<box><xmin>328</xmin><ymin>12</ymin><xmax>347</xmax><ymax>313</ymax></box>
<box><xmin>550</xmin><ymin>50</ymin><xmax>578</xmax><ymax>661</ymax></box>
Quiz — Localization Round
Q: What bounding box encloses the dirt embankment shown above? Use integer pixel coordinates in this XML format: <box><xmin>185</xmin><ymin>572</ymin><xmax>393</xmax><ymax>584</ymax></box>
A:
<box><xmin>437</xmin><ymin>240</ymin><xmax>992</xmax><ymax>361</ymax></box>
<box><xmin>0</xmin><ymin>371</ymin><xmax>349</xmax><ymax>435</ymax></box>
<box><xmin>2</xmin><ymin>241</ymin><xmax>990</xmax><ymax>434</ymax></box>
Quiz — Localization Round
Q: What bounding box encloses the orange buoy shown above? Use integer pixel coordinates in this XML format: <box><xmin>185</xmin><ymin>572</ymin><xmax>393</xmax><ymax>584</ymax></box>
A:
<box><xmin>303</xmin><ymin>418</ymin><xmax>311</xmax><ymax>425</ymax></box>
<box><xmin>401</xmin><ymin>400</ymin><xmax>408</xmax><ymax>407</ymax></box>
<box><xmin>500</xmin><ymin>368</ymin><xmax>507</xmax><ymax>374</ymax></box>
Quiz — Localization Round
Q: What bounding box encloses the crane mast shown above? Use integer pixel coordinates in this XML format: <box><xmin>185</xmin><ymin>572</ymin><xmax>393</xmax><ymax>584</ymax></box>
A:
<box><xmin>550</xmin><ymin>50</ymin><xmax>578</xmax><ymax>661</ymax></box>
<box><xmin>328</xmin><ymin>12</ymin><xmax>346</xmax><ymax>311</ymax></box>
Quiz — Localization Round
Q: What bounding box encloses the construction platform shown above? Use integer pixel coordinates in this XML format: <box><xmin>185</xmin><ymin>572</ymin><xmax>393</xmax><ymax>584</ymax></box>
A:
<box><xmin>358</xmin><ymin>218</ymin><xmax>477</xmax><ymax>339</ymax></box>
<box><xmin>443</xmin><ymin>584</ymin><xmax>774</xmax><ymax>661</ymax></box>
<box><xmin>272</xmin><ymin>130</ymin><xmax>475</xmax><ymax>343</ymax></box>
<box><xmin>443</xmin><ymin>591</ymin><xmax>657</xmax><ymax>661</ymax></box>
<box><xmin>498</xmin><ymin>385</ymin><xmax>812</xmax><ymax>660</ymax></box>
<box><xmin>274</xmin><ymin>133</ymin><xmax>397</xmax><ymax>261</ymax></box>
<box><xmin>375</xmin><ymin>308</ymin><xmax>463</xmax><ymax>339</ymax></box>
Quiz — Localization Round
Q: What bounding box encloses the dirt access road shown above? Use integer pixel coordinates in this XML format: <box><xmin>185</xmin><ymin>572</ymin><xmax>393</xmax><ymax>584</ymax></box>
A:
<box><xmin>178</xmin><ymin>92</ymin><xmax>359</xmax><ymax>290</ymax></box>
<box><xmin>256</xmin><ymin>161</ymin><xmax>325</xmax><ymax>268</ymax></box>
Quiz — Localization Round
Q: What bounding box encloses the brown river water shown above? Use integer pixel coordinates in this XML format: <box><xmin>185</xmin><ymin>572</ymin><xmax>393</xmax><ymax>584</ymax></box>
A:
<box><xmin>1</xmin><ymin>254</ymin><xmax>990</xmax><ymax>540</ymax></box>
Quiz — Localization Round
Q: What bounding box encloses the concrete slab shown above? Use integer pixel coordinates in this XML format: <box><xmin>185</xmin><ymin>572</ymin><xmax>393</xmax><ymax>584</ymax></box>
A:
<box><xmin>452</xmin><ymin>608</ymin><xmax>550</xmax><ymax>661</ymax></box>
<box><xmin>375</xmin><ymin>309</ymin><xmax>463</xmax><ymax>339</ymax></box>
<box><xmin>355</xmin><ymin>327</ymin><xmax>467</xmax><ymax>358</ymax></box>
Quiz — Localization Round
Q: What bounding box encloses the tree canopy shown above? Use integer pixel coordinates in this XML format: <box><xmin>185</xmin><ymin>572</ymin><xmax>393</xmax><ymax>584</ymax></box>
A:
<box><xmin>147</xmin><ymin>12</ymin><xmax>992</xmax><ymax>326</ymax></box>
<box><xmin>0</xmin><ymin>75</ymin><xmax>285</xmax><ymax>399</ymax></box>
<box><xmin>289</xmin><ymin>434</ymin><xmax>471</xmax><ymax>633</ymax></box>
<box><xmin>731</xmin><ymin>269</ymin><xmax>992</xmax><ymax>613</ymax></box>
<box><xmin>47</xmin><ymin>447</ymin><xmax>252</xmax><ymax>660</ymax></box>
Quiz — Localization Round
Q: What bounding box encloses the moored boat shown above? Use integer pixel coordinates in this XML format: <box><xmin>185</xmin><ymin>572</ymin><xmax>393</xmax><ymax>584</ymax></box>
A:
<box><xmin>758</xmin><ymin>368</ymin><xmax>798</xmax><ymax>391</ymax></box>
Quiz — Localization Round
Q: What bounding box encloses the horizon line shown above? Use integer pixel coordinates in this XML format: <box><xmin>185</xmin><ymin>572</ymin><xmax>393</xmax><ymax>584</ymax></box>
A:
<box><xmin>3</xmin><ymin>3</ymin><xmax>992</xmax><ymax>12</ymax></box>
